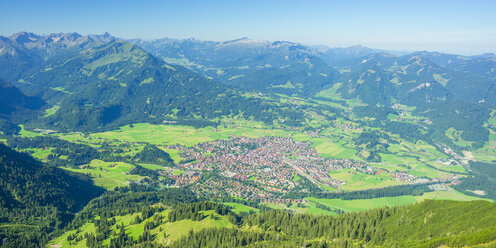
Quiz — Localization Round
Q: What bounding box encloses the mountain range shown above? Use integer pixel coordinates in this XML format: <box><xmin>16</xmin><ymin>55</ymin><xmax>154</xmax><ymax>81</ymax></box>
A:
<box><xmin>1</xmin><ymin>33</ymin><xmax>302</xmax><ymax>131</ymax></box>
<box><xmin>0</xmin><ymin>32</ymin><xmax>495</xmax><ymax>147</ymax></box>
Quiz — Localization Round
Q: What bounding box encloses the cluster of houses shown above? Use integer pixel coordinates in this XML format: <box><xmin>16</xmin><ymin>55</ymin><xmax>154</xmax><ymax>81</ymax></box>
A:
<box><xmin>160</xmin><ymin>136</ymin><xmax>420</xmax><ymax>201</ymax></box>
<box><xmin>391</xmin><ymin>171</ymin><xmax>417</xmax><ymax>181</ymax></box>
<box><xmin>331</xmin><ymin>120</ymin><xmax>363</xmax><ymax>132</ymax></box>
<box><xmin>160</xmin><ymin>170</ymin><xmax>200</xmax><ymax>186</ymax></box>
<box><xmin>194</xmin><ymin>177</ymin><xmax>276</xmax><ymax>201</ymax></box>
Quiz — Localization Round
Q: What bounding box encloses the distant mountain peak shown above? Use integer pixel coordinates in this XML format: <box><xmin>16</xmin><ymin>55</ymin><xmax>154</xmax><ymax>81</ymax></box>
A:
<box><xmin>219</xmin><ymin>37</ymin><xmax>268</xmax><ymax>46</ymax></box>
<box><xmin>271</xmin><ymin>40</ymin><xmax>299</xmax><ymax>47</ymax></box>
<box><xmin>1</xmin><ymin>32</ymin><xmax>117</xmax><ymax>53</ymax></box>
<box><xmin>345</xmin><ymin>45</ymin><xmax>368</xmax><ymax>49</ymax></box>
<box><xmin>474</xmin><ymin>53</ymin><xmax>496</xmax><ymax>59</ymax></box>
<box><xmin>225</xmin><ymin>37</ymin><xmax>250</xmax><ymax>43</ymax></box>
<box><xmin>9</xmin><ymin>32</ymin><xmax>41</xmax><ymax>43</ymax></box>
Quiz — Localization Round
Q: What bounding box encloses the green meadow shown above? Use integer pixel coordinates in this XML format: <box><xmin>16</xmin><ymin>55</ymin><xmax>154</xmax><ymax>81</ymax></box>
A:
<box><xmin>472</xmin><ymin>129</ymin><xmax>496</xmax><ymax>163</ymax></box>
<box><xmin>415</xmin><ymin>189</ymin><xmax>489</xmax><ymax>202</ymax></box>
<box><xmin>48</xmin><ymin>209</ymin><xmax>234</xmax><ymax>247</ymax></box>
<box><xmin>304</xmin><ymin>187</ymin><xmax>486</xmax><ymax>214</ymax></box>
<box><xmin>62</xmin><ymin>159</ymin><xmax>144</xmax><ymax>189</ymax></box>
<box><xmin>328</xmin><ymin>169</ymin><xmax>403</xmax><ymax>191</ymax></box>
<box><xmin>305</xmin><ymin>195</ymin><xmax>417</xmax><ymax>212</ymax></box>
<box><xmin>223</xmin><ymin>202</ymin><xmax>260</xmax><ymax>214</ymax></box>
<box><xmin>89</xmin><ymin>122</ymin><xmax>311</xmax><ymax>147</ymax></box>
<box><xmin>310</xmin><ymin>138</ymin><xmax>360</xmax><ymax>159</ymax></box>
<box><xmin>18</xmin><ymin>124</ymin><xmax>41</xmax><ymax>138</ymax></box>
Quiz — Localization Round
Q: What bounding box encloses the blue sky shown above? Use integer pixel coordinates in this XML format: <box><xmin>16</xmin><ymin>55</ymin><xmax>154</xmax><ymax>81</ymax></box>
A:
<box><xmin>1</xmin><ymin>0</ymin><xmax>495</xmax><ymax>55</ymax></box>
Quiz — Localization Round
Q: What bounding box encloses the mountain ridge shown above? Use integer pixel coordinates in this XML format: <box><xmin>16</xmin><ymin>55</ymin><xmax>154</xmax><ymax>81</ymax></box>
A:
<box><xmin>4</xmin><ymin>39</ymin><xmax>298</xmax><ymax>131</ymax></box>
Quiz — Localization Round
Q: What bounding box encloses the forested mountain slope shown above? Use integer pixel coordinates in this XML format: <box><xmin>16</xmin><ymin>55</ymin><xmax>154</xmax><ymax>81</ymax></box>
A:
<box><xmin>0</xmin><ymin>143</ymin><xmax>104</xmax><ymax>247</ymax></box>
<box><xmin>4</xmin><ymin>39</ymin><xmax>301</xmax><ymax>131</ymax></box>
<box><xmin>48</xmin><ymin>198</ymin><xmax>496</xmax><ymax>247</ymax></box>
<box><xmin>0</xmin><ymin>78</ymin><xmax>44</xmax><ymax>117</ymax></box>
<box><xmin>0</xmin><ymin>78</ymin><xmax>44</xmax><ymax>135</ymax></box>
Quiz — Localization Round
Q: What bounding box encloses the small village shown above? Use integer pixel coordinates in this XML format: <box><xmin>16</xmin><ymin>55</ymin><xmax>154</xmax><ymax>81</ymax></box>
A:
<box><xmin>162</xmin><ymin>136</ymin><xmax>421</xmax><ymax>202</ymax></box>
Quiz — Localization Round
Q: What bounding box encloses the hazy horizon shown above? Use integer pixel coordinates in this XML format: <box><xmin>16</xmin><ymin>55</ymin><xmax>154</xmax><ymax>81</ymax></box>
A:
<box><xmin>1</xmin><ymin>0</ymin><xmax>495</xmax><ymax>55</ymax></box>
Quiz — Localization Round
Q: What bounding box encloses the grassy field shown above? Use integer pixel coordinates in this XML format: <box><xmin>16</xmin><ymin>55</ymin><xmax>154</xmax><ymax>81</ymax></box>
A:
<box><xmin>377</xmin><ymin>152</ymin><xmax>456</xmax><ymax>179</ymax></box>
<box><xmin>158</xmin><ymin>147</ymin><xmax>184</xmax><ymax>164</ymax></box>
<box><xmin>48</xmin><ymin>209</ymin><xmax>234</xmax><ymax>247</ymax></box>
<box><xmin>20</xmin><ymin>148</ymin><xmax>53</xmax><ymax>162</ymax></box>
<box><xmin>445</xmin><ymin>127</ymin><xmax>473</xmax><ymax>148</ymax></box>
<box><xmin>43</xmin><ymin>105</ymin><xmax>60</xmax><ymax>117</ymax></box>
<box><xmin>415</xmin><ymin>188</ymin><xmax>489</xmax><ymax>202</ymax></box>
<box><xmin>289</xmin><ymin>201</ymin><xmax>339</xmax><ymax>216</ymax></box>
<box><xmin>301</xmin><ymin>203</ymin><xmax>338</xmax><ymax>215</ymax></box>
<box><xmin>138</xmin><ymin>163</ymin><xmax>167</xmax><ymax>170</ymax></box>
<box><xmin>407</xmin><ymin>165</ymin><xmax>455</xmax><ymax>179</ymax></box>
<box><xmin>305</xmin><ymin>196</ymin><xmax>417</xmax><ymax>212</ymax></box>
<box><xmin>262</xmin><ymin>196</ymin><xmax>418</xmax><ymax>215</ymax></box>
<box><xmin>18</xmin><ymin>124</ymin><xmax>41</xmax><ymax>137</ymax></box>
<box><xmin>62</xmin><ymin>159</ymin><xmax>144</xmax><ymax>190</ymax></box>
<box><xmin>428</xmin><ymin>161</ymin><xmax>467</xmax><ymax>173</ymax></box>
<box><xmin>310</xmin><ymin>137</ymin><xmax>360</xmax><ymax>160</ymax></box>
<box><xmin>302</xmin><ymin>185</ymin><xmax>487</xmax><ymax>214</ymax></box>
<box><xmin>472</xmin><ymin>129</ymin><xmax>496</xmax><ymax>163</ymax></box>
<box><xmin>223</xmin><ymin>202</ymin><xmax>259</xmax><ymax>214</ymax></box>
<box><xmin>90</xmin><ymin>122</ymin><xmax>311</xmax><ymax>147</ymax></box>
<box><xmin>48</xmin><ymin>222</ymin><xmax>97</xmax><ymax>248</ymax></box>
<box><xmin>328</xmin><ymin>169</ymin><xmax>404</xmax><ymax>191</ymax></box>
